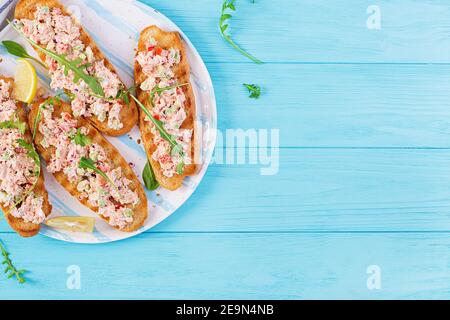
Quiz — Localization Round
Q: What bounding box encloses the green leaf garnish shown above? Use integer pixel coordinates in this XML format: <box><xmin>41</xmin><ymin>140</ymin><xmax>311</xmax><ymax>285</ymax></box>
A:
<box><xmin>8</xmin><ymin>22</ymin><xmax>105</xmax><ymax>97</ymax></box>
<box><xmin>130</xmin><ymin>94</ymin><xmax>179</xmax><ymax>150</ymax></box>
<box><xmin>17</xmin><ymin>139</ymin><xmax>40</xmax><ymax>168</ymax></box>
<box><xmin>149</xmin><ymin>83</ymin><xmax>189</xmax><ymax>101</ymax></box>
<box><xmin>8</xmin><ymin>139</ymin><xmax>41</xmax><ymax>214</ymax></box>
<box><xmin>142</xmin><ymin>161</ymin><xmax>159</xmax><ymax>191</ymax></box>
<box><xmin>79</xmin><ymin>157</ymin><xmax>115</xmax><ymax>187</ymax></box>
<box><xmin>243</xmin><ymin>83</ymin><xmax>261</xmax><ymax>99</ymax></box>
<box><xmin>32</xmin><ymin>96</ymin><xmax>62</xmax><ymax>139</ymax></box>
<box><xmin>1</xmin><ymin>40</ymin><xmax>46</xmax><ymax>68</ymax></box>
<box><xmin>0</xmin><ymin>242</ymin><xmax>27</xmax><ymax>284</ymax></box>
<box><xmin>219</xmin><ymin>0</ymin><xmax>262</xmax><ymax>64</ymax></box>
<box><xmin>0</xmin><ymin>120</ymin><xmax>26</xmax><ymax>134</ymax></box>
<box><xmin>72</xmin><ymin>129</ymin><xmax>91</xmax><ymax>147</ymax></box>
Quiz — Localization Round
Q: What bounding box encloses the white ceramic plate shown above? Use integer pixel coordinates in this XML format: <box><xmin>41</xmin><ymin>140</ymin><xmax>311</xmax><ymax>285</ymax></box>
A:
<box><xmin>0</xmin><ymin>0</ymin><xmax>217</xmax><ymax>243</ymax></box>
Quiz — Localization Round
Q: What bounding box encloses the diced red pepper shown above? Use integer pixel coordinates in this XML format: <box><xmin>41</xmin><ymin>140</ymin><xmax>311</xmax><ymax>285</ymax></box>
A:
<box><xmin>147</xmin><ymin>45</ymin><xmax>155</xmax><ymax>52</ymax></box>
<box><xmin>153</xmin><ymin>114</ymin><xmax>160</xmax><ymax>121</ymax></box>
<box><xmin>155</xmin><ymin>47</ymin><xmax>163</xmax><ymax>56</ymax></box>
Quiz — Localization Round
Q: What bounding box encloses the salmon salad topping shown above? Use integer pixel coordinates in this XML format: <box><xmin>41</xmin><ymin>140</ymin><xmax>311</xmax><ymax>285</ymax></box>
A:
<box><xmin>38</xmin><ymin>102</ymin><xmax>140</xmax><ymax>229</ymax></box>
<box><xmin>16</xmin><ymin>6</ymin><xmax>125</xmax><ymax>130</ymax></box>
<box><xmin>0</xmin><ymin>80</ymin><xmax>44</xmax><ymax>224</ymax></box>
<box><xmin>136</xmin><ymin>38</ymin><xmax>192</xmax><ymax>178</ymax></box>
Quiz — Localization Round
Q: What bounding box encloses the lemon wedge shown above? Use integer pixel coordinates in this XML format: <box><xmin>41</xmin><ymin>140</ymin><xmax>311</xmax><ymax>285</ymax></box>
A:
<box><xmin>46</xmin><ymin>216</ymin><xmax>95</xmax><ymax>233</ymax></box>
<box><xmin>13</xmin><ymin>59</ymin><xmax>38</xmax><ymax>103</ymax></box>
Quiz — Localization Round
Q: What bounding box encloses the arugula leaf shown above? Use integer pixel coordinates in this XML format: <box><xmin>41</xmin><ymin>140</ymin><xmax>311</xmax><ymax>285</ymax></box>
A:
<box><xmin>219</xmin><ymin>0</ymin><xmax>262</xmax><ymax>64</ymax></box>
<box><xmin>142</xmin><ymin>162</ymin><xmax>160</xmax><ymax>191</ymax></box>
<box><xmin>0</xmin><ymin>120</ymin><xmax>26</xmax><ymax>134</ymax></box>
<box><xmin>243</xmin><ymin>83</ymin><xmax>261</xmax><ymax>99</ymax></box>
<box><xmin>149</xmin><ymin>83</ymin><xmax>189</xmax><ymax>101</ymax></box>
<box><xmin>9</xmin><ymin>22</ymin><xmax>105</xmax><ymax>97</ymax></box>
<box><xmin>0</xmin><ymin>242</ymin><xmax>27</xmax><ymax>284</ymax></box>
<box><xmin>130</xmin><ymin>94</ymin><xmax>179</xmax><ymax>150</ymax></box>
<box><xmin>7</xmin><ymin>139</ymin><xmax>42</xmax><ymax>214</ymax></box>
<box><xmin>1</xmin><ymin>40</ymin><xmax>46</xmax><ymax>68</ymax></box>
<box><xmin>72</xmin><ymin>129</ymin><xmax>92</xmax><ymax>147</ymax></box>
<box><xmin>79</xmin><ymin>157</ymin><xmax>115</xmax><ymax>187</ymax></box>
<box><xmin>17</xmin><ymin>139</ymin><xmax>40</xmax><ymax>168</ymax></box>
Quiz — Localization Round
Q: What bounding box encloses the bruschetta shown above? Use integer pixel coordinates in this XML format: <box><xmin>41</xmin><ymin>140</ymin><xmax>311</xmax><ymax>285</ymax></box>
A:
<box><xmin>135</xmin><ymin>26</ymin><xmax>197</xmax><ymax>191</ymax></box>
<box><xmin>0</xmin><ymin>76</ymin><xmax>52</xmax><ymax>237</ymax></box>
<box><xmin>28</xmin><ymin>97</ymin><xmax>148</xmax><ymax>232</ymax></box>
<box><xmin>14</xmin><ymin>0</ymin><xmax>138</xmax><ymax>136</ymax></box>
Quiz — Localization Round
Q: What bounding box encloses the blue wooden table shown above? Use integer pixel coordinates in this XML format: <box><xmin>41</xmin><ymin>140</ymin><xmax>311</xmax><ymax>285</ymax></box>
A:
<box><xmin>2</xmin><ymin>0</ymin><xmax>450</xmax><ymax>299</ymax></box>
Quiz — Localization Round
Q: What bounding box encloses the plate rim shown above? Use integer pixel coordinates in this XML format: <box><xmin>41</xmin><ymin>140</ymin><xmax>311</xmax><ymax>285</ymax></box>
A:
<box><xmin>0</xmin><ymin>0</ymin><xmax>217</xmax><ymax>244</ymax></box>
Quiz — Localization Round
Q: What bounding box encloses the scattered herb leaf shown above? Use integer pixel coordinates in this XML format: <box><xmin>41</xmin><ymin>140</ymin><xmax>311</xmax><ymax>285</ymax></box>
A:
<box><xmin>142</xmin><ymin>162</ymin><xmax>159</xmax><ymax>191</ymax></box>
<box><xmin>130</xmin><ymin>94</ymin><xmax>179</xmax><ymax>150</ymax></box>
<box><xmin>243</xmin><ymin>83</ymin><xmax>261</xmax><ymax>99</ymax></box>
<box><xmin>1</xmin><ymin>40</ymin><xmax>46</xmax><ymax>68</ymax></box>
<box><xmin>0</xmin><ymin>242</ymin><xmax>27</xmax><ymax>284</ymax></box>
<box><xmin>219</xmin><ymin>0</ymin><xmax>262</xmax><ymax>64</ymax></box>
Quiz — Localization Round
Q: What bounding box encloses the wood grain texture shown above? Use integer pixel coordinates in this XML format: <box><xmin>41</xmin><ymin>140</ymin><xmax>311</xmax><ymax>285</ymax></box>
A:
<box><xmin>208</xmin><ymin>63</ymin><xmax>450</xmax><ymax>148</ymax></box>
<box><xmin>144</xmin><ymin>0</ymin><xmax>450</xmax><ymax>63</ymax></box>
<box><xmin>1</xmin><ymin>232</ymin><xmax>449</xmax><ymax>299</ymax></box>
<box><xmin>0</xmin><ymin>148</ymin><xmax>449</xmax><ymax>233</ymax></box>
<box><xmin>1</xmin><ymin>0</ymin><xmax>450</xmax><ymax>299</ymax></box>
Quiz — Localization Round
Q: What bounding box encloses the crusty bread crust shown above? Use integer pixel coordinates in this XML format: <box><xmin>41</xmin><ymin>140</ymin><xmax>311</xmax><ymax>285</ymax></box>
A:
<box><xmin>135</xmin><ymin>26</ymin><xmax>197</xmax><ymax>191</ymax></box>
<box><xmin>15</xmin><ymin>0</ymin><xmax>138</xmax><ymax>137</ymax></box>
<box><xmin>28</xmin><ymin>98</ymin><xmax>148</xmax><ymax>232</ymax></box>
<box><xmin>0</xmin><ymin>76</ymin><xmax>52</xmax><ymax>238</ymax></box>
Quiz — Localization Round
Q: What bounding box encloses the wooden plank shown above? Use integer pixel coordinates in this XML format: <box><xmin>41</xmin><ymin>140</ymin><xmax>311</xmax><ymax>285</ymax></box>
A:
<box><xmin>208</xmin><ymin>63</ymin><xmax>450</xmax><ymax>148</ymax></box>
<box><xmin>140</xmin><ymin>0</ymin><xmax>450</xmax><ymax>63</ymax></box>
<box><xmin>0</xmin><ymin>232</ymin><xmax>449</xmax><ymax>299</ymax></box>
<box><xmin>3</xmin><ymin>149</ymin><xmax>450</xmax><ymax>233</ymax></box>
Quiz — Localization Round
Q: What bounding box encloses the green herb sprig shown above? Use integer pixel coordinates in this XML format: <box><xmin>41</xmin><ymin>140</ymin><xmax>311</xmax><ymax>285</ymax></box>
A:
<box><xmin>142</xmin><ymin>161</ymin><xmax>159</xmax><ymax>191</ymax></box>
<box><xmin>72</xmin><ymin>129</ymin><xmax>92</xmax><ymax>147</ymax></box>
<box><xmin>7</xmin><ymin>22</ymin><xmax>105</xmax><ymax>97</ymax></box>
<box><xmin>0</xmin><ymin>242</ymin><xmax>27</xmax><ymax>284</ymax></box>
<box><xmin>219</xmin><ymin>0</ymin><xmax>262</xmax><ymax>64</ymax></box>
<box><xmin>0</xmin><ymin>120</ymin><xmax>26</xmax><ymax>134</ymax></box>
<box><xmin>32</xmin><ymin>96</ymin><xmax>62</xmax><ymax>139</ymax></box>
<box><xmin>243</xmin><ymin>83</ymin><xmax>261</xmax><ymax>99</ymax></box>
<box><xmin>130</xmin><ymin>94</ymin><xmax>179</xmax><ymax>151</ymax></box>
<box><xmin>1</xmin><ymin>40</ymin><xmax>46</xmax><ymax>68</ymax></box>
<box><xmin>7</xmin><ymin>139</ymin><xmax>41</xmax><ymax>214</ymax></box>
<box><xmin>79</xmin><ymin>157</ymin><xmax>115</xmax><ymax>187</ymax></box>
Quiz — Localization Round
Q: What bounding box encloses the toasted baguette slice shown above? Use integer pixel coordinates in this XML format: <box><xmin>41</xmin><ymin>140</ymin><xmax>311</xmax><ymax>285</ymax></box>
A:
<box><xmin>15</xmin><ymin>0</ymin><xmax>138</xmax><ymax>136</ymax></box>
<box><xmin>0</xmin><ymin>76</ymin><xmax>52</xmax><ymax>237</ymax></box>
<box><xmin>28</xmin><ymin>98</ymin><xmax>148</xmax><ymax>232</ymax></box>
<box><xmin>135</xmin><ymin>26</ymin><xmax>197</xmax><ymax>191</ymax></box>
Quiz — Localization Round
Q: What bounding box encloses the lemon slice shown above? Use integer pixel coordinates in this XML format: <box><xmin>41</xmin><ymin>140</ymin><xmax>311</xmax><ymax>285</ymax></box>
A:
<box><xmin>13</xmin><ymin>59</ymin><xmax>38</xmax><ymax>103</ymax></box>
<box><xmin>46</xmin><ymin>217</ymin><xmax>95</xmax><ymax>233</ymax></box>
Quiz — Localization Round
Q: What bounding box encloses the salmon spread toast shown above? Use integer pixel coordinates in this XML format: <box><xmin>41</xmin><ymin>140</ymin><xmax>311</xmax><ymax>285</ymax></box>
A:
<box><xmin>0</xmin><ymin>77</ymin><xmax>51</xmax><ymax>237</ymax></box>
<box><xmin>135</xmin><ymin>26</ymin><xmax>197</xmax><ymax>191</ymax></box>
<box><xmin>29</xmin><ymin>97</ymin><xmax>148</xmax><ymax>232</ymax></box>
<box><xmin>14</xmin><ymin>0</ymin><xmax>138</xmax><ymax>136</ymax></box>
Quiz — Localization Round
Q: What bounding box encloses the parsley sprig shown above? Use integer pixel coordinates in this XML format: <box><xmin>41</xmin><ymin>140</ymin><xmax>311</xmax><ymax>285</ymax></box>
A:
<box><xmin>1</xmin><ymin>242</ymin><xmax>27</xmax><ymax>284</ymax></box>
<box><xmin>219</xmin><ymin>0</ymin><xmax>262</xmax><ymax>64</ymax></box>
<box><xmin>72</xmin><ymin>129</ymin><xmax>91</xmax><ymax>147</ymax></box>
<box><xmin>243</xmin><ymin>83</ymin><xmax>261</xmax><ymax>99</ymax></box>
